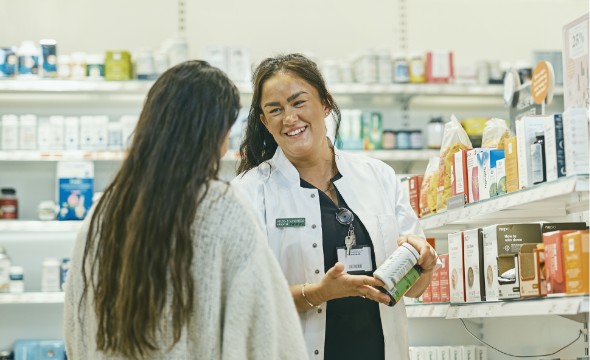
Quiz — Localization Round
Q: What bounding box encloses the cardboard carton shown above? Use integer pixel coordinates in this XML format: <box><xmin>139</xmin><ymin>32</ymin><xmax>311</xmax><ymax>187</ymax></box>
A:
<box><xmin>563</xmin><ymin>230</ymin><xmax>589</xmax><ymax>294</ymax></box>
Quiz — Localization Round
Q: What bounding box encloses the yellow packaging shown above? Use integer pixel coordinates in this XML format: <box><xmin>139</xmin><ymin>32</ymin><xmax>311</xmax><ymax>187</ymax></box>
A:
<box><xmin>105</xmin><ymin>50</ymin><xmax>132</xmax><ymax>81</ymax></box>
<box><xmin>563</xmin><ymin>230</ymin><xmax>589</xmax><ymax>295</ymax></box>
<box><xmin>504</xmin><ymin>137</ymin><xmax>519</xmax><ymax>193</ymax></box>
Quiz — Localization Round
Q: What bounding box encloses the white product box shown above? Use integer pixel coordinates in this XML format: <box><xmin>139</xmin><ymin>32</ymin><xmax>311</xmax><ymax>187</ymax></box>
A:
<box><xmin>543</xmin><ymin>114</ymin><xmax>566</xmax><ymax>182</ymax></box>
<box><xmin>19</xmin><ymin>114</ymin><xmax>37</xmax><ymax>150</ymax></box>
<box><xmin>461</xmin><ymin>346</ymin><xmax>476</xmax><ymax>360</ymax></box>
<box><xmin>476</xmin><ymin>346</ymin><xmax>487</xmax><ymax>360</ymax></box>
<box><xmin>94</xmin><ymin>115</ymin><xmax>109</xmax><ymax>149</ymax></box>
<box><xmin>415</xmin><ymin>347</ymin><xmax>427</xmax><ymax>360</ymax></box>
<box><xmin>409</xmin><ymin>347</ymin><xmax>418</xmax><ymax>360</ymax></box>
<box><xmin>37</xmin><ymin>117</ymin><xmax>52</xmax><ymax>150</ymax></box>
<box><xmin>482</xmin><ymin>225</ymin><xmax>499</xmax><ymax>301</ymax></box>
<box><xmin>476</xmin><ymin>149</ymin><xmax>491</xmax><ymax>201</ymax></box>
<box><xmin>227</xmin><ymin>47</ymin><xmax>251</xmax><ymax>83</ymax></box>
<box><xmin>515</xmin><ymin>116</ymin><xmax>546</xmax><ymax>189</ymax></box>
<box><xmin>49</xmin><ymin>115</ymin><xmax>65</xmax><ymax>150</ymax></box>
<box><xmin>437</xmin><ymin>347</ymin><xmax>451</xmax><ymax>360</ymax></box>
<box><xmin>563</xmin><ymin>107</ymin><xmax>589</xmax><ymax>176</ymax></box>
<box><xmin>203</xmin><ymin>46</ymin><xmax>228</xmax><ymax>73</ymax></box>
<box><xmin>64</xmin><ymin>116</ymin><xmax>80</xmax><ymax>150</ymax></box>
<box><xmin>463</xmin><ymin>228</ymin><xmax>485</xmax><ymax>302</ymax></box>
<box><xmin>466</xmin><ymin>149</ymin><xmax>483</xmax><ymax>203</ymax></box>
<box><xmin>1</xmin><ymin>114</ymin><xmax>19</xmax><ymax>150</ymax></box>
<box><xmin>79</xmin><ymin>116</ymin><xmax>95</xmax><ymax>150</ymax></box>
<box><xmin>425</xmin><ymin>347</ymin><xmax>438</xmax><ymax>360</ymax></box>
<box><xmin>120</xmin><ymin>115</ymin><xmax>139</xmax><ymax>149</ymax></box>
<box><xmin>448</xmin><ymin>231</ymin><xmax>465</xmax><ymax>303</ymax></box>
<box><xmin>450</xmin><ymin>347</ymin><xmax>463</xmax><ymax>360</ymax></box>
<box><xmin>108</xmin><ymin>121</ymin><xmax>123</xmax><ymax>150</ymax></box>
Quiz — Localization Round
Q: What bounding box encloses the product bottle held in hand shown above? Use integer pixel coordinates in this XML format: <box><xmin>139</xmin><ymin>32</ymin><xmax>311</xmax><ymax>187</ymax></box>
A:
<box><xmin>373</xmin><ymin>243</ymin><xmax>422</xmax><ymax>306</ymax></box>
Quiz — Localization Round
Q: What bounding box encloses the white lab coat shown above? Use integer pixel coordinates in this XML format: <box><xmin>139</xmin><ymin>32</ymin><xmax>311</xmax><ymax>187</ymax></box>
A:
<box><xmin>232</xmin><ymin>147</ymin><xmax>425</xmax><ymax>360</ymax></box>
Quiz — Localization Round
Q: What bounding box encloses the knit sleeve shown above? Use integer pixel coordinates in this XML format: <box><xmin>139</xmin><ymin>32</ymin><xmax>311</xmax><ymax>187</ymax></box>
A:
<box><xmin>220</xmin><ymin>238</ymin><xmax>308</xmax><ymax>360</ymax></box>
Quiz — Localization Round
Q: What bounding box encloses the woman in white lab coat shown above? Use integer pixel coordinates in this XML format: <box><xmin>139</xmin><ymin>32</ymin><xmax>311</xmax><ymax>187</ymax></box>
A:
<box><xmin>232</xmin><ymin>53</ymin><xmax>438</xmax><ymax>360</ymax></box>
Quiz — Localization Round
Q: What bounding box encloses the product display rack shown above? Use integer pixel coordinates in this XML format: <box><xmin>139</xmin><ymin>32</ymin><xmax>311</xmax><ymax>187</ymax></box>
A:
<box><xmin>0</xmin><ymin>79</ymin><xmax>584</xmax><ymax>357</ymax></box>
<box><xmin>420</xmin><ymin>174</ymin><xmax>589</xmax><ymax>232</ymax></box>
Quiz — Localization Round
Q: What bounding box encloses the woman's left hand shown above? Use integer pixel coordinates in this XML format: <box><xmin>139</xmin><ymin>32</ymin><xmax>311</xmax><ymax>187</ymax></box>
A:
<box><xmin>397</xmin><ymin>235</ymin><xmax>438</xmax><ymax>273</ymax></box>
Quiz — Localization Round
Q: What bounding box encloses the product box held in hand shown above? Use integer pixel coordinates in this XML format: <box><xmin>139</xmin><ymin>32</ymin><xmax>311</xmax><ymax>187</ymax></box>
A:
<box><xmin>56</xmin><ymin>161</ymin><xmax>94</xmax><ymax>221</ymax></box>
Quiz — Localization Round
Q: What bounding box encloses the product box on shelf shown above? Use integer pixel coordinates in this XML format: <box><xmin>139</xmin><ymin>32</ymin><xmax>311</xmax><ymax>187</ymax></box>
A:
<box><xmin>466</xmin><ymin>149</ymin><xmax>483</xmax><ymax>203</ymax></box>
<box><xmin>463</xmin><ymin>228</ymin><xmax>485</xmax><ymax>302</ymax></box>
<box><xmin>489</xmin><ymin>149</ymin><xmax>505</xmax><ymax>197</ymax></box>
<box><xmin>452</xmin><ymin>149</ymin><xmax>469</xmax><ymax>204</ymax></box>
<box><xmin>40</xmin><ymin>39</ymin><xmax>58</xmax><ymax>78</ymax></box>
<box><xmin>49</xmin><ymin>115</ymin><xmax>65</xmax><ymax>150</ymax></box>
<box><xmin>56</xmin><ymin>161</ymin><xmax>94</xmax><ymax>221</ymax></box>
<box><xmin>476</xmin><ymin>149</ymin><xmax>491</xmax><ymax>201</ymax></box>
<box><xmin>120</xmin><ymin>115</ymin><xmax>139</xmax><ymax>149</ymax></box>
<box><xmin>338</xmin><ymin>110</ymin><xmax>363</xmax><ymax>150</ymax></box>
<box><xmin>450</xmin><ymin>347</ymin><xmax>461</xmax><ymax>360</ymax></box>
<box><xmin>426</xmin><ymin>51</ymin><xmax>454</xmax><ymax>83</ymax></box>
<box><xmin>563</xmin><ymin>230</ymin><xmax>589</xmax><ymax>294</ymax></box>
<box><xmin>563</xmin><ymin>107</ymin><xmax>590</xmax><ymax>176</ymax></box>
<box><xmin>461</xmin><ymin>346</ymin><xmax>477</xmax><ymax>360</ymax></box>
<box><xmin>515</xmin><ymin>116</ymin><xmax>546</xmax><ymax>189</ymax></box>
<box><xmin>482</xmin><ymin>225</ymin><xmax>500</xmax><ymax>301</ymax></box>
<box><xmin>105</xmin><ymin>50</ymin><xmax>132</xmax><ymax>81</ymax></box>
<box><xmin>543</xmin><ymin>114</ymin><xmax>566</xmax><ymax>182</ymax></box>
<box><xmin>496</xmin><ymin>158</ymin><xmax>506</xmax><ymax>195</ymax></box>
<box><xmin>542</xmin><ymin>222</ymin><xmax>587</xmax><ymax>295</ymax></box>
<box><xmin>363</xmin><ymin>112</ymin><xmax>383</xmax><ymax>150</ymax></box>
<box><xmin>437</xmin><ymin>347</ymin><xmax>451</xmax><ymax>360</ymax></box>
<box><xmin>448</xmin><ymin>231</ymin><xmax>465</xmax><ymax>303</ymax></box>
<box><xmin>431</xmin><ymin>265</ymin><xmax>441</xmax><ymax>302</ymax></box>
<box><xmin>37</xmin><ymin>117</ymin><xmax>51</xmax><ymax>150</ymax></box>
<box><xmin>1</xmin><ymin>114</ymin><xmax>18</xmax><ymax>150</ymax></box>
<box><xmin>438</xmin><ymin>253</ymin><xmax>450</xmax><ymax>302</ymax></box>
<box><xmin>504</xmin><ymin>137</ymin><xmax>519</xmax><ymax>192</ymax></box>
<box><xmin>408</xmin><ymin>175</ymin><xmax>423</xmax><ymax>218</ymax></box>
<box><xmin>422</xmin><ymin>283</ymin><xmax>433</xmax><ymax>303</ymax></box>
<box><xmin>518</xmin><ymin>243</ymin><xmax>547</xmax><ymax>297</ymax></box>
<box><xmin>18</xmin><ymin>114</ymin><xmax>37</xmax><ymax>150</ymax></box>
<box><xmin>562</xmin><ymin>13</ymin><xmax>589</xmax><ymax>111</ymax></box>
<box><xmin>64</xmin><ymin>116</ymin><xmax>80</xmax><ymax>150</ymax></box>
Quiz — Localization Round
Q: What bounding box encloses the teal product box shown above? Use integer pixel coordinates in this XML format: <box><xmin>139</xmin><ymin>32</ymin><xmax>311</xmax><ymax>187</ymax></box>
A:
<box><xmin>1</xmin><ymin>47</ymin><xmax>17</xmax><ymax>77</ymax></box>
<box><xmin>14</xmin><ymin>339</ymin><xmax>65</xmax><ymax>360</ymax></box>
<box><xmin>40</xmin><ymin>39</ymin><xmax>57</xmax><ymax>77</ymax></box>
<box><xmin>18</xmin><ymin>53</ymin><xmax>39</xmax><ymax>76</ymax></box>
<box><xmin>365</xmin><ymin>112</ymin><xmax>383</xmax><ymax>150</ymax></box>
<box><xmin>338</xmin><ymin>109</ymin><xmax>364</xmax><ymax>150</ymax></box>
<box><xmin>56</xmin><ymin>161</ymin><xmax>94</xmax><ymax>221</ymax></box>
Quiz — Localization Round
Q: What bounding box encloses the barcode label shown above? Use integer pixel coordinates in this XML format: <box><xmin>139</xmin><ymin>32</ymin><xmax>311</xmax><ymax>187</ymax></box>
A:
<box><xmin>349</xmin><ymin>264</ymin><xmax>363</xmax><ymax>269</ymax></box>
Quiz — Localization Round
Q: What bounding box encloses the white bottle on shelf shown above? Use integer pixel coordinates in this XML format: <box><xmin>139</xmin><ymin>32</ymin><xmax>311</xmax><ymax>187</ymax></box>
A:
<box><xmin>0</xmin><ymin>247</ymin><xmax>11</xmax><ymax>293</ymax></box>
<box><xmin>41</xmin><ymin>258</ymin><xmax>61</xmax><ymax>292</ymax></box>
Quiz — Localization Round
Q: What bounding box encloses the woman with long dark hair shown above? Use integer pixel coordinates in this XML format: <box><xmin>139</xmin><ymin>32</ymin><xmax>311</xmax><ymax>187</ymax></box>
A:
<box><xmin>64</xmin><ymin>60</ymin><xmax>307</xmax><ymax>359</ymax></box>
<box><xmin>233</xmin><ymin>54</ymin><xmax>438</xmax><ymax>360</ymax></box>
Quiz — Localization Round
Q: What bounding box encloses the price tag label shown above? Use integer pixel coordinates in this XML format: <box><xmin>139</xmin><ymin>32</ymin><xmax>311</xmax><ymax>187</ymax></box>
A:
<box><xmin>569</xmin><ymin>20</ymin><xmax>588</xmax><ymax>59</ymax></box>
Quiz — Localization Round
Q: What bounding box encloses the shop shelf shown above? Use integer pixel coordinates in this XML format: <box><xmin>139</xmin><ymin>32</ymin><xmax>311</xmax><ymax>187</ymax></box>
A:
<box><xmin>0</xmin><ymin>150</ymin><xmax>127</xmax><ymax>161</ymax></box>
<box><xmin>0</xmin><ymin>79</ymin><xmax>562</xmax><ymax>98</ymax></box>
<box><xmin>405</xmin><ymin>295</ymin><xmax>588</xmax><ymax>320</ymax></box>
<box><xmin>0</xmin><ymin>292</ymin><xmax>65</xmax><ymax>304</ymax></box>
<box><xmin>0</xmin><ymin>220</ymin><xmax>83</xmax><ymax>233</ymax></box>
<box><xmin>222</xmin><ymin>149</ymin><xmax>440</xmax><ymax>162</ymax></box>
<box><xmin>419</xmin><ymin>175</ymin><xmax>589</xmax><ymax>231</ymax></box>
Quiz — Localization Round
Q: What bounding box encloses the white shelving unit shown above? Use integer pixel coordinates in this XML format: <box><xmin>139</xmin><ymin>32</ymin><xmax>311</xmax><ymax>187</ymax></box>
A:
<box><xmin>0</xmin><ymin>292</ymin><xmax>65</xmax><ymax>305</ymax></box>
<box><xmin>420</xmin><ymin>175</ymin><xmax>590</xmax><ymax>232</ymax></box>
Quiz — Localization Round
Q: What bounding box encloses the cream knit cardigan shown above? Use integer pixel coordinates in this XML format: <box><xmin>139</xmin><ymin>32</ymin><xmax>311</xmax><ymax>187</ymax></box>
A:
<box><xmin>64</xmin><ymin>181</ymin><xmax>308</xmax><ymax>360</ymax></box>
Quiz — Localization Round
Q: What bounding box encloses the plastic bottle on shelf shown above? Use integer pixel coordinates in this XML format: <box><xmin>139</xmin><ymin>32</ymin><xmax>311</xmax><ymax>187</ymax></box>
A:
<box><xmin>393</xmin><ymin>53</ymin><xmax>409</xmax><ymax>83</ymax></box>
<box><xmin>9</xmin><ymin>266</ymin><xmax>24</xmax><ymax>293</ymax></box>
<box><xmin>409</xmin><ymin>52</ymin><xmax>426</xmax><ymax>83</ymax></box>
<box><xmin>0</xmin><ymin>247</ymin><xmax>11</xmax><ymax>293</ymax></box>
<box><xmin>0</xmin><ymin>188</ymin><xmax>18</xmax><ymax>219</ymax></box>
<box><xmin>41</xmin><ymin>258</ymin><xmax>61</xmax><ymax>292</ymax></box>
<box><xmin>426</xmin><ymin>116</ymin><xmax>444</xmax><ymax>149</ymax></box>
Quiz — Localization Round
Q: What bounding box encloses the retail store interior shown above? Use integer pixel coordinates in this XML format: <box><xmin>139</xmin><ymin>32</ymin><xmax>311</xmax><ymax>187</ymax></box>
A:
<box><xmin>0</xmin><ymin>0</ymin><xmax>588</xmax><ymax>359</ymax></box>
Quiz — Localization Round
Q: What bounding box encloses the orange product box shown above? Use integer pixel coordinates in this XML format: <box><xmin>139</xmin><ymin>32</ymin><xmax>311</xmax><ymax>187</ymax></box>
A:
<box><xmin>518</xmin><ymin>243</ymin><xmax>547</xmax><ymax>298</ymax></box>
<box><xmin>544</xmin><ymin>230</ymin><xmax>578</xmax><ymax>294</ymax></box>
<box><xmin>504</xmin><ymin>137</ymin><xmax>519</xmax><ymax>193</ymax></box>
<box><xmin>408</xmin><ymin>175</ymin><xmax>424</xmax><ymax>218</ymax></box>
<box><xmin>439</xmin><ymin>254</ymin><xmax>450</xmax><ymax>302</ymax></box>
<box><xmin>452</xmin><ymin>149</ymin><xmax>469</xmax><ymax>203</ymax></box>
<box><xmin>431</xmin><ymin>266</ymin><xmax>441</xmax><ymax>303</ymax></box>
<box><xmin>563</xmin><ymin>230</ymin><xmax>589</xmax><ymax>295</ymax></box>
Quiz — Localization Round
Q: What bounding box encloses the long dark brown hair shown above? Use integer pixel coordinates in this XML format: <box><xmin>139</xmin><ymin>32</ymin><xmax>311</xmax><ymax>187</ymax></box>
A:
<box><xmin>81</xmin><ymin>60</ymin><xmax>240</xmax><ymax>358</ymax></box>
<box><xmin>236</xmin><ymin>53</ymin><xmax>341</xmax><ymax>174</ymax></box>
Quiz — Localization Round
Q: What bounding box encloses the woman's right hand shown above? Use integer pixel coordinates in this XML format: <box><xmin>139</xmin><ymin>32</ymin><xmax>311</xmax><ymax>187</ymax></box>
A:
<box><xmin>302</xmin><ymin>263</ymin><xmax>391</xmax><ymax>307</ymax></box>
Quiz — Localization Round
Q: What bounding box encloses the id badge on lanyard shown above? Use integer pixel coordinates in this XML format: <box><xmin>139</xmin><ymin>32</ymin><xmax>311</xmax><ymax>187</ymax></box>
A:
<box><xmin>336</xmin><ymin>246</ymin><xmax>373</xmax><ymax>274</ymax></box>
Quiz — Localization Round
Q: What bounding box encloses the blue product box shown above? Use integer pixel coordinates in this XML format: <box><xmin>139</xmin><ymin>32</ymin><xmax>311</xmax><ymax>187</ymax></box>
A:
<box><xmin>40</xmin><ymin>40</ymin><xmax>57</xmax><ymax>77</ymax></box>
<box><xmin>13</xmin><ymin>340</ymin><xmax>65</xmax><ymax>360</ymax></box>
<box><xmin>1</xmin><ymin>47</ymin><xmax>17</xmax><ymax>77</ymax></box>
<box><xmin>56</xmin><ymin>161</ymin><xmax>94</xmax><ymax>221</ymax></box>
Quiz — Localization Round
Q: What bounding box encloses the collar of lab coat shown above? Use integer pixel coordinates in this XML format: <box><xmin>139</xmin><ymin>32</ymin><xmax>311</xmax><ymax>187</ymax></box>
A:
<box><xmin>270</xmin><ymin>144</ymin><xmax>350</xmax><ymax>187</ymax></box>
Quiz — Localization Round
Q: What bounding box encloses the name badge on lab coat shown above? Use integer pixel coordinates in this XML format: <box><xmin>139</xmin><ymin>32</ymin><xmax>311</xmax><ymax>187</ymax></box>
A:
<box><xmin>336</xmin><ymin>246</ymin><xmax>373</xmax><ymax>273</ymax></box>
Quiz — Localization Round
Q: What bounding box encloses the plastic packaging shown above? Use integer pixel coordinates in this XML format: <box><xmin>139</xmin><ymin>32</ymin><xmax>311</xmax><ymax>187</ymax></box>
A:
<box><xmin>426</xmin><ymin>117</ymin><xmax>444</xmax><ymax>149</ymax></box>
<box><xmin>531</xmin><ymin>131</ymin><xmax>546</xmax><ymax>184</ymax></box>
<box><xmin>374</xmin><ymin>243</ymin><xmax>422</xmax><ymax>306</ymax></box>
<box><xmin>481</xmin><ymin>118</ymin><xmax>512</xmax><ymax>149</ymax></box>
<box><xmin>0</xmin><ymin>247</ymin><xmax>11</xmax><ymax>293</ymax></box>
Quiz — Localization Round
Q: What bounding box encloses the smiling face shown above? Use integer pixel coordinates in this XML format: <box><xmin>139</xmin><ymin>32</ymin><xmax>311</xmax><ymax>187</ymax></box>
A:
<box><xmin>259</xmin><ymin>72</ymin><xmax>331</xmax><ymax>162</ymax></box>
